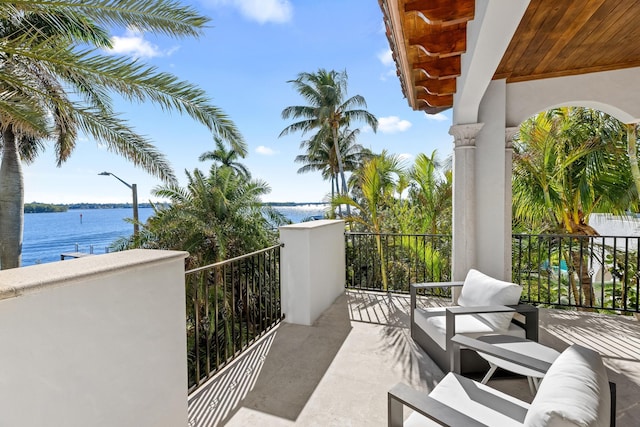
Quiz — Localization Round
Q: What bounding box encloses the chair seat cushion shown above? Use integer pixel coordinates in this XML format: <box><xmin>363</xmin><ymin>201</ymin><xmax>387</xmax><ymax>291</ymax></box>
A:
<box><xmin>405</xmin><ymin>373</ymin><xmax>529</xmax><ymax>427</ymax></box>
<box><xmin>458</xmin><ymin>269</ymin><xmax>523</xmax><ymax>331</ymax></box>
<box><xmin>414</xmin><ymin>307</ymin><xmax>526</xmax><ymax>350</ymax></box>
<box><xmin>524</xmin><ymin>344</ymin><xmax>611</xmax><ymax>427</ymax></box>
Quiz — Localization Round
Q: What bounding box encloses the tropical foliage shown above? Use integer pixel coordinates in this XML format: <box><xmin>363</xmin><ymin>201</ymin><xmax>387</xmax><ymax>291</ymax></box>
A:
<box><xmin>280</xmin><ymin>68</ymin><xmax>378</xmax><ymax>210</ymax></box>
<box><xmin>125</xmin><ymin>163</ymin><xmax>286</xmax><ymax>269</ymax></box>
<box><xmin>513</xmin><ymin>108</ymin><xmax>633</xmax><ymax>234</ymax></box>
<box><xmin>512</xmin><ymin>107</ymin><xmax>637</xmax><ymax>309</ymax></box>
<box><xmin>338</xmin><ymin>150</ymin><xmax>453</xmax><ymax>291</ymax></box>
<box><xmin>0</xmin><ymin>0</ymin><xmax>244</xmax><ymax>269</ymax></box>
<box><xmin>199</xmin><ymin>136</ymin><xmax>250</xmax><ymax>178</ymax></box>
<box><xmin>295</xmin><ymin>128</ymin><xmax>372</xmax><ymax>202</ymax></box>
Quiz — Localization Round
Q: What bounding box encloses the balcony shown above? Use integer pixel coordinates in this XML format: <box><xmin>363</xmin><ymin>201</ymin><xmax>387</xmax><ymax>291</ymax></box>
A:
<box><xmin>192</xmin><ymin>290</ymin><xmax>640</xmax><ymax>426</ymax></box>
<box><xmin>1</xmin><ymin>220</ymin><xmax>639</xmax><ymax>426</ymax></box>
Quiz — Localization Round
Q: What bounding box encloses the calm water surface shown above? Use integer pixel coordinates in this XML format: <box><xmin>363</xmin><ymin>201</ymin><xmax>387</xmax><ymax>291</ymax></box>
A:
<box><xmin>22</xmin><ymin>205</ymin><xmax>328</xmax><ymax>266</ymax></box>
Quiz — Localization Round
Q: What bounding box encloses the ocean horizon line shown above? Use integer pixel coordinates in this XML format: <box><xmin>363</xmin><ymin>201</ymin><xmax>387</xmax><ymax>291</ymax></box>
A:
<box><xmin>26</xmin><ymin>201</ymin><xmax>329</xmax><ymax>208</ymax></box>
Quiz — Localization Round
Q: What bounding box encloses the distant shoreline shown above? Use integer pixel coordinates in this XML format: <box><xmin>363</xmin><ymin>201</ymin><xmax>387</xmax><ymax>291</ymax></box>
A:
<box><xmin>25</xmin><ymin>201</ymin><xmax>327</xmax><ymax>213</ymax></box>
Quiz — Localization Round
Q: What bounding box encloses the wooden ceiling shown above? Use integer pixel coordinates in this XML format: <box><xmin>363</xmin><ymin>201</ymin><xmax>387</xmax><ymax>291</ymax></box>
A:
<box><xmin>381</xmin><ymin>0</ymin><xmax>640</xmax><ymax>113</ymax></box>
<box><xmin>495</xmin><ymin>0</ymin><xmax>640</xmax><ymax>82</ymax></box>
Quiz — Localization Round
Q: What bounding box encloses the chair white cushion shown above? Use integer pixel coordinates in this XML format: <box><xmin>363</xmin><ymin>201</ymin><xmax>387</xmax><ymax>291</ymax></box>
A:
<box><xmin>524</xmin><ymin>344</ymin><xmax>611</xmax><ymax>427</ymax></box>
<box><xmin>458</xmin><ymin>269</ymin><xmax>523</xmax><ymax>331</ymax></box>
<box><xmin>405</xmin><ymin>373</ymin><xmax>529</xmax><ymax>427</ymax></box>
<box><xmin>415</xmin><ymin>307</ymin><xmax>526</xmax><ymax>350</ymax></box>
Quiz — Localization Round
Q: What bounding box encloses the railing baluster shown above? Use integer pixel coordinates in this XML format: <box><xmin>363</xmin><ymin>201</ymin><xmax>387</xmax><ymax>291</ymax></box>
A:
<box><xmin>258</xmin><ymin>252</ymin><xmax>263</xmax><ymax>335</ymax></box>
<box><xmin>204</xmin><ymin>269</ymin><xmax>211</xmax><ymax>377</ymax></box>
<box><xmin>193</xmin><ymin>272</ymin><xmax>200</xmax><ymax>387</ymax></box>
<box><xmin>610</xmin><ymin>236</ymin><xmax>616</xmax><ymax>310</ymax></box>
<box><xmin>214</xmin><ymin>266</ymin><xmax>220</xmax><ymax>373</ymax></box>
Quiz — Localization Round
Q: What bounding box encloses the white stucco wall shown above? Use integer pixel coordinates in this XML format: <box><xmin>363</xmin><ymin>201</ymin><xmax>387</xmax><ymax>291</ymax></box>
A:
<box><xmin>279</xmin><ymin>220</ymin><xmax>345</xmax><ymax>325</ymax></box>
<box><xmin>506</xmin><ymin>66</ymin><xmax>640</xmax><ymax>126</ymax></box>
<box><xmin>0</xmin><ymin>249</ymin><xmax>188</xmax><ymax>427</ymax></box>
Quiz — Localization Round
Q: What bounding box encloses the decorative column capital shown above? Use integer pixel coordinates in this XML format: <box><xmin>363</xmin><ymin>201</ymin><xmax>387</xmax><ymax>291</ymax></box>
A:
<box><xmin>505</xmin><ymin>126</ymin><xmax>519</xmax><ymax>149</ymax></box>
<box><xmin>449</xmin><ymin>123</ymin><xmax>484</xmax><ymax>148</ymax></box>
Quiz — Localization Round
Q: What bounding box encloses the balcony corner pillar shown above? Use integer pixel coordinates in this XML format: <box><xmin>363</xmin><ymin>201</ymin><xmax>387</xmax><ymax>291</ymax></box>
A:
<box><xmin>279</xmin><ymin>220</ymin><xmax>346</xmax><ymax>325</ymax></box>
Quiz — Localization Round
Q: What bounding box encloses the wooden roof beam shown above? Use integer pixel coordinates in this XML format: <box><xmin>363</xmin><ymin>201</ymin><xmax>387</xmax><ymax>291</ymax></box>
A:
<box><xmin>409</xmin><ymin>27</ymin><xmax>467</xmax><ymax>57</ymax></box>
<box><xmin>405</xmin><ymin>0</ymin><xmax>474</xmax><ymax>26</ymax></box>
<box><xmin>413</xmin><ymin>55</ymin><xmax>461</xmax><ymax>79</ymax></box>
<box><xmin>416</xmin><ymin>92</ymin><xmax>453</xmax><ymax>108</ymax></box>
<box><xmin>415</xmin><ymin>78</ymin><xmax>456</xmax><ymax>96</ymax></box>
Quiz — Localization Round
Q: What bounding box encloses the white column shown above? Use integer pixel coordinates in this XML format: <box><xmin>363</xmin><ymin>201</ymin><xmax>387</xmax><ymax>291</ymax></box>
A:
<box><xmin>449</xmin><ymin>123</ymin><xmax>483</xmax><ymax>285</ymax></box>
<box><xmin>476</xmin><ymin>80</ymin><xmax>508</xmax><ymax>280</ymax></box>
<box><xmin>505</xmin><ymin>127</ymin><xmax>519</xmax><ymax>279</ymax></box>
<box><xmin>279</xmin><ymin>220</ymin><xmax>345</xmax><ymax>325</ymax></box>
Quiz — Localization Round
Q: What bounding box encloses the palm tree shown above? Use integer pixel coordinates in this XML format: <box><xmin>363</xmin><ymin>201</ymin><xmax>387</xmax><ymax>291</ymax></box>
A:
<box><xmin>199</xmin><ymin>136</ymin><xmax>250</xmax><ymax>178</ymax></box>
<box><xmin>622</xmin><ymin>123</ymin><xmax>640</xmax><ymax>210</ymax></box>
<box><xmin>407</xmin><ymin>151</ymin><xmax>452</xmax><ymax>235</ymax></box>
<box><xmin>333</xmin><ymin>151</ymin><xmax>404</xmax><ymax>290</ymax></box>
<box><xmin>513</xmin><ymin>107</ymin><xmax>633</xmax><ymax>306</ymax></box>
<box><xmin>139</xmin><ymin>164</ymin><xmax>283</xmax><ymax>268</ymax></box>
<box><xmin>295</xmin><ymin>128</ymin><xmax>370</xmax><ymax>202</ymax></box>
<box><xmin>0</xmin><ymin>1</ymin><xmax>245</xmax><ymax>269</ymax></box>
<box><xmin>280</xmin><ymin>69</ymin><xmax>378</xmax><ymax>211</ymax></box>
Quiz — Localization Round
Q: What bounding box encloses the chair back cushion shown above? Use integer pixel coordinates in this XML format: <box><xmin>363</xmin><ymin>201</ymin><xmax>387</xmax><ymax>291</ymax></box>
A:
<box><xmin>457</xmin><ymin>269</ymin><xmax>522</xmax><ymax>331</ymax></box>
<box><xmin>524</xmin><ymin>344</ymin><xmax>611</xmax><ymax>427</ymax></box>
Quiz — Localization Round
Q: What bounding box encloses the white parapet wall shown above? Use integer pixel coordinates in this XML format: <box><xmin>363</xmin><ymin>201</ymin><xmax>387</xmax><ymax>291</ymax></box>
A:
<box><xmin>0</xmin><ymin>249</ymin><xmax>188</xmax><ymax>427</ymax></box>
<box><xmin>279</xmin><ymin>220</ymin><xmax>345</xmax><ymax>325</ymax></box>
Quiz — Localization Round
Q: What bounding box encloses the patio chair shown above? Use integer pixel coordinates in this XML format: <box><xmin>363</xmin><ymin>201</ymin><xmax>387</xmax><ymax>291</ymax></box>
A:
<box><xmin>411</xmin><ymin>269</ymin><xmax>538</xmax><ymax>373</ymax></box>
<box><xmin>388</xmin><ymin>338</ymin><xmax>616</xmax><ymax>426</ymax></box>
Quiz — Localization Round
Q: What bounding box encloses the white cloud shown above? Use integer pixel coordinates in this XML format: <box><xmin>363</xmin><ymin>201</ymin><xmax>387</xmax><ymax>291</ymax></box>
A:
<box><xmin>107</xmin><ymin>28</ymin><xmax>178</xmax><ymax>58</ymax></box>
<box><xmin>398</xmin><ymin>153</ymin><xmax>414</xmax><ymax>162</ymax></box>
<box><xmin>377</xmin><ymin>49</ymin><xmax>394</xmax><ymax>66</ymax></box>
<box><xmin>256</xmin><ymin>145</ymin><xmax>276</xmax><ymax>155</ymax></box>
<box><xmin>425</xmin><ymin>113</ymin><xmax>448</xmax><ymax>122</ymax></box>
<box><xmin>378</xmin><ymin>116</ymin><xmax>412</xmax><ymax>133</ymax></box>
<box><xmin>207</xmin><ymin>0</ymin><xmax>293</xmax><ymax>24</ymax></box>
<box><xmin>379</xmin><ymin>68</ymin><xmax>397</xmax><ymax>81</ymax></box>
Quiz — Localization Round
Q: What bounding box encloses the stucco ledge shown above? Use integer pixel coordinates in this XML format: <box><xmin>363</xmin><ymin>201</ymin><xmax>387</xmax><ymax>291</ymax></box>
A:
<box><xmin>0</xmin><ymin>249</ymin><xmax>188</xmax><ymax>301</ymax></box>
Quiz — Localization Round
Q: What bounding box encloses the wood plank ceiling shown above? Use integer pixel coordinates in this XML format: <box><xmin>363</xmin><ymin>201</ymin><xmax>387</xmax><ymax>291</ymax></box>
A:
<box><xmin>381</xmin><ymin>0</ymin><xmax>640</xmax><ymax>114</ymax></box>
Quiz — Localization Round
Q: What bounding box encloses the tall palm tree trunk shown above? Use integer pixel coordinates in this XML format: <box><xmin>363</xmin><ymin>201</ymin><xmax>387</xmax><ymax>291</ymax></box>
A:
<box><xmin>0</xmin><ymin>126</ymin><xmax>24</xmax><ymax>269</ymax></box>
<box><xmin>331</xmin><ymin>174</ymin><xmax>341</xmax><ymax>217</ymax></box>
<box><xmin>627</xmin><ymin>124</ymin><xmax>640</xmax><ymax>200</ymax></box>
<box><xmin>563</xmin><ymin>250</ymin><xmax>582</xmax><ymax>306</ymax></box>
<box><xmin>332</xmin><ymin>126</ymin><xmax>350</xmax><ymax>215</ymax></box>
<box><xmin>375</xmin><ymin>233</ymin><xmax>389</xmax><ymax>291</ymax></box>
<box><xmin>570</xmin><ymin>247</ymin><xmax>596</xmax><ymax>308</ymax></box>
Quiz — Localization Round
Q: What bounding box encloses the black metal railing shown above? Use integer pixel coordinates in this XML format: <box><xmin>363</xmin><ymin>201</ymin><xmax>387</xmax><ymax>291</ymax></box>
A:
<box><xmin>345</xmin><ymin>231</ymin><xmax>639</xmax><ymax>314</ymax></box>
<box><xmin>185</xmin><ymin>244</ymin><xmax>283</xmax><ymax>391</ymax></box>
<box><xmin>345</xmin><ymin>232</ymin><xmax>452</xmax><ymax>293</ymax></box>
<box><xmin>513</xmin><ymin>234</ymin><xmax>640</xmax><ymax>313</ymax></box>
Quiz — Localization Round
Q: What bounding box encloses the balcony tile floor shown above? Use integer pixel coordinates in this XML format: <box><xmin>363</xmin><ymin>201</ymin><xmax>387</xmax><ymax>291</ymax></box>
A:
<box><xmin>189</xmin><ymin>290</ymin><xmax>640</xmax><ymax>426</ymax></box>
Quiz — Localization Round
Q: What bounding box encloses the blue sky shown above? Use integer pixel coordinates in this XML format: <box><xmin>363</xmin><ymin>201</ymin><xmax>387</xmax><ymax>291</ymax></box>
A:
<box><xmin>24</xmin><ymin>0</ymin><xmax>454</xmax><ymax>204</ymax></box>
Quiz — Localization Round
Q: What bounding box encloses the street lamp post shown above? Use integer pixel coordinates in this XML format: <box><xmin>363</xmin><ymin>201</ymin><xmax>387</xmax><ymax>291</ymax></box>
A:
<box><xmin>99</xmin><ymin>172</ymin><xmax>139</xmax><ymax>241</ymax></box>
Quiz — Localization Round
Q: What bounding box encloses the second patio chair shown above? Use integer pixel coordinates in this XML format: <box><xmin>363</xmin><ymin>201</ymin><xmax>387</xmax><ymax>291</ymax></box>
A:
<box><xmin>410</xmin><ymin>269</ymin><xmax>538</xmax><ymax>373</ymax></box>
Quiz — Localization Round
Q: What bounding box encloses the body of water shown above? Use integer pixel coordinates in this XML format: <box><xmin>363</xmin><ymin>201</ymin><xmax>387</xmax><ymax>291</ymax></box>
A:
<box><xmin>22</xmin><ymin>204</ymin><xmax>328</xmax><ymax>266</ymax></box>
